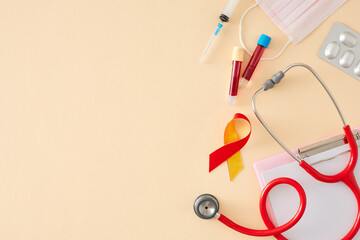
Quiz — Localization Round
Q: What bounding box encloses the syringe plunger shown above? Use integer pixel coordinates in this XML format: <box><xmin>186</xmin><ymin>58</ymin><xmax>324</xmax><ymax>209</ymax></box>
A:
<box><xmin>220</xmin><ymin>0</ymin><xmax>240</xmax><ymax>22</ymax></box>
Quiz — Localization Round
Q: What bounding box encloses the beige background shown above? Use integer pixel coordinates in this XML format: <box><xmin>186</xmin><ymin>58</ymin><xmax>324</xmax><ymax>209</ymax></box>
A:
<box><xmin>0</xmin><ymin>0</ymin><xmax>359</xmax><ymax>239</ymax></box>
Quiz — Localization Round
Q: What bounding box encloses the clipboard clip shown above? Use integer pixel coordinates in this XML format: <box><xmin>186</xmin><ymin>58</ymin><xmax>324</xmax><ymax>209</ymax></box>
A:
<box><xmin>297</xmin><ymin>130</ymin><xmax>360</xmax><ymax>164</ymax></box>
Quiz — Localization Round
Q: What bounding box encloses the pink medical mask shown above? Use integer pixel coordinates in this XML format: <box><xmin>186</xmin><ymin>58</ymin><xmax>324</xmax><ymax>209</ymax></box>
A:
<box><xmin>240</xmin><ymin>0</ymin><xmax>348</xmax><ymax>59</ymax></box>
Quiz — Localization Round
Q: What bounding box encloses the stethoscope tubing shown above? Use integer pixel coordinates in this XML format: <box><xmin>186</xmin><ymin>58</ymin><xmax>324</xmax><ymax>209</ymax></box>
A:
<box><xmin>299</xmin><ymin>125</ymin><xmax>360</xmax><ymax>240</ymax></box>
<box><xmin>217</xmin><ymin>177</ymin><xmax>306</xmax><ymax>237</ymax></box>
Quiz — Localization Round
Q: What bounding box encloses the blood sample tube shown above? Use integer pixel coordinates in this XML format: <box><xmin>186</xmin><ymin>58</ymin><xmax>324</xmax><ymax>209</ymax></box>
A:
<box><xmin>228</xmin><ymin>47</ymin><xmax>244</xmax><ymax>105</ymax></box>
<box><xmin>239</xmin><ymin>34</ymin><xmax>271</xmax><ymax>88</ymax></box>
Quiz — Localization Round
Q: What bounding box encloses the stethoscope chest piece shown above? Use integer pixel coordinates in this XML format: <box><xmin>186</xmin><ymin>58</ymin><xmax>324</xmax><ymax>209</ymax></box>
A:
<box><xmin>193</xmin><ymin>194</ymin><xmax>219</xmax><ymax>219</ymax></box>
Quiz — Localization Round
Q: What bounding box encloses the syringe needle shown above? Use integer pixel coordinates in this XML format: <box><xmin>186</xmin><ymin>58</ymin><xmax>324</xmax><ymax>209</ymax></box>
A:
<box><xmin>200</xmin><ymin>23</ymin><xmax>223</xmax><ymax>63</ymax></box>
<box><xmin>200</xmin><ymin>0</ymin><xmax>239</xmax><ymax>62</ymax></box>
<box><xmin>200</xmin><ymin>34</ymin><xmax>217</xmax><ymax>63</ymax></box>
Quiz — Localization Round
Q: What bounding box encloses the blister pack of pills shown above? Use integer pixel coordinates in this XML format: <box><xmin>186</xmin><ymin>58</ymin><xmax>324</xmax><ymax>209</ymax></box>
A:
<box><xmin>318</xmin><ymin>22</ymin><xmax>360</xmax><ymax>81</ymax></box>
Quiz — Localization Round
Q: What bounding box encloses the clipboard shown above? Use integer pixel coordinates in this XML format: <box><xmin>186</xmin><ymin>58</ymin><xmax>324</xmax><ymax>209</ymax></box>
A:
<box><xmin>253</xmin><ymin>128</ymin><xmax>360</xmax><ymax>240</ymax></box>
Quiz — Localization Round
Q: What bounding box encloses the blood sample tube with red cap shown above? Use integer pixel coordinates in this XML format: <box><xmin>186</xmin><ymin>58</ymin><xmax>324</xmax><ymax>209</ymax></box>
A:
<box><xmin>239</xmin><ymin>34</ymin><xmax>271</xmax><ymax>88</ymax></box>
<box><xmin>228</xmin><ymin>47</ymin><xmax>244</xmax><ymax>105</ymax></box>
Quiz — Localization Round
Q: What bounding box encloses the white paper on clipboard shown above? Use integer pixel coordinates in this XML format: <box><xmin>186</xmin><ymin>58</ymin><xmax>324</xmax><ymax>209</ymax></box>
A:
<box><xmin>257</xmin><ymin>140</ymin><xmax>360</xmax><ymax>240</ymax></box>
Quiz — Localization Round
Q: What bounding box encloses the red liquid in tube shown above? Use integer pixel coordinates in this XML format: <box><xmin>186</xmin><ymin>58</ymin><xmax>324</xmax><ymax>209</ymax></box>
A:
<box><xmin>240</xmin><ymin>34</ymin><xmax>271</xmax><ymax>88</ymax></box>
<box><xmin>228</xmin><ymin>47</ymin><xmax>244</xmax><ymax>105</ymax></box>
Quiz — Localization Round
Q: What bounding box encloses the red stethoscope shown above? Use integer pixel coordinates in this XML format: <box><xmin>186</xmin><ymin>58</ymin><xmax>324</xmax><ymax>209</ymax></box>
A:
<box><xmin>193</xmin><ymin>64</ymin><xmax>360</xmax><ymax>240</ymax></box>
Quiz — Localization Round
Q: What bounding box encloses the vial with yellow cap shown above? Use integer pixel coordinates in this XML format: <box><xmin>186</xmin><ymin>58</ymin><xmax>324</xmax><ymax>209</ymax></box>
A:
<box><xmin>228</xmin><ymin>47</ymin><xmax>244</xmax><ymax>105</ymax></box>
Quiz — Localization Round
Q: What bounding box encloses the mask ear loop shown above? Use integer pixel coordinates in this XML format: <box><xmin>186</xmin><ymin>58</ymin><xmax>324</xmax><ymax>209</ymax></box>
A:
<box><xmin>239</xmin><ymin>3</ymin><xmax>291</xmax><ymax>61</ymax></box>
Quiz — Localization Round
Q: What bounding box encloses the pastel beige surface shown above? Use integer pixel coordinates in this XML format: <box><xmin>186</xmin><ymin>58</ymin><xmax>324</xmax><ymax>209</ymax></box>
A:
<box><xmin>0</xmin><ymin>0</ymin><xmax>359</xmax><ymax>239</ymax></box>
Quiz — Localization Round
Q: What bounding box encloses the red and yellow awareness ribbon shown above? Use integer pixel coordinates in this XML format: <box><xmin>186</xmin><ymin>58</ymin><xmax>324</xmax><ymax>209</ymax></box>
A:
<box><xmin>209</xmin><ymin>113</ymin><xmax>251</xmax><ymax>181</ymax></box>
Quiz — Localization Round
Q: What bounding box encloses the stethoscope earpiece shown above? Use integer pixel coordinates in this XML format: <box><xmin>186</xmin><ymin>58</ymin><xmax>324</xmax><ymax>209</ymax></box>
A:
<box><xmin>193</xmin><ymin>194</ymin><xmax>219</xmax><ymax>219</ymax></box>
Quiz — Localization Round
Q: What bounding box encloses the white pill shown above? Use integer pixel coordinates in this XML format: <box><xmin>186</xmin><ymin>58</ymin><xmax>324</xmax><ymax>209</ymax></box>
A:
<box><xmin>325</xmin><ymin>41</ymin><xmax>340</xmax><ymax>59</ymax></box>
<box><xmin>339</xmin><ymin>32</ymin><xmax>357</xmax><ymax>47</ymax></box>
<box><xmin>339</xmin><ymin>51</ymin><xmax>355</xmax><ymax>68</ymax></box>
<box><xmin>354</xmin><ymin>61</ymin><xmax>360</xmax><ymax>77</ymax></box>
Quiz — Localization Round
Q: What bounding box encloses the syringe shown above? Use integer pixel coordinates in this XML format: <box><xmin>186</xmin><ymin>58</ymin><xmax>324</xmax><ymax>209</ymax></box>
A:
<box><xmin>200</xmin><ymin>0</ymin><xmax>240</xmax><ymax>63</ymax></box>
